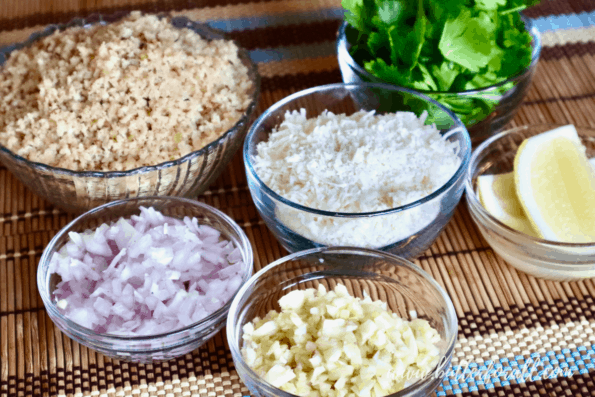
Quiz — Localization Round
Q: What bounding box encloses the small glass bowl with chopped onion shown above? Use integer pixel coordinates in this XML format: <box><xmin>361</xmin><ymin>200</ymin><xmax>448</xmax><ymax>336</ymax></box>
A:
<box><xmin>227</xmin><ymin>247</ymin><xmax>458</xmax><ymax>397</ymax></box>
<box><xmin>243</xmin><ymin>83</ymin><xmax>471</xmax><ymax>259</ymax></box>
<box><xmin>37</xmin><ymin>196</ymin><xmax>253</xmax><ymax>363</ymax></box>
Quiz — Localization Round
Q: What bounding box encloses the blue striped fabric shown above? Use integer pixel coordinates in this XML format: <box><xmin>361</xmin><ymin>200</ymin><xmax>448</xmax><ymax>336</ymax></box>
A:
<box><xmin>436</xmin><ymin>346</ymin><xmax>595</xmax><ymax>395</ymax></box>
<box><xmin>204</xmin><ymin>8</ymin><xmax>595</xmax><ymax>35</ymax></box>
<box><xmin>206</xmin><ymin>8</ymin><xmax>345</xmax><ymax>32</ymax></box>
<box><xmin>248</xmin><ymin>42</ymin><xmax>337</xmax><ymax>63</ymax></box>
<box><xmin>202</xmin><ymin>8</ymin><xmax>595</xmax><ymax>64</ymax></box>
<box><xmin>532</xmin><ymin>10</ymin><xmax>595</xmax><ymax>31</ymax></box>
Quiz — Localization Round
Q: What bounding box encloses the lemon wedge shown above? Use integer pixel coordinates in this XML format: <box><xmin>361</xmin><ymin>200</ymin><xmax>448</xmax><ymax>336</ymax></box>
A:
<box><xmin>514</xmin><ymin>125</ymin><xmax>595</xmax><ymax>243</ymax></box>
<box><xmin>477</xmin><ymin>173</ymin><xmax>538</xmax><ymax>237</ymax></box>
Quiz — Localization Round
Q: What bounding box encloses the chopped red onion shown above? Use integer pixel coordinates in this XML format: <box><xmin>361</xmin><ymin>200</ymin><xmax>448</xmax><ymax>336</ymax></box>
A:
<box><xmin>49</xmin><ymin>206</ymin><xmax>245</xmax><ymax>336</ymax></box>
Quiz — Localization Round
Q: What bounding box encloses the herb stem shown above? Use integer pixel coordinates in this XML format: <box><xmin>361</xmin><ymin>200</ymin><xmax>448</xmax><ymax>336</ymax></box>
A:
<box><xmin>499</xmin><ymin>5</ymin><xmax>527</xmax><ymax>15</ymax></box>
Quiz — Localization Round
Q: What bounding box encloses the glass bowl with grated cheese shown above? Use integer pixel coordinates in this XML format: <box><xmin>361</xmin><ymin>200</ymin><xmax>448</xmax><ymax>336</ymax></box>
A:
<box><xmin>227</xmin><ymin>247</ymin><xmax>458</xmax><ymax>397</ymax></box>
<box><xmin>243</xmin><ymin>83</ymin><xmax>471</xmax><ymax>258</ymax></box>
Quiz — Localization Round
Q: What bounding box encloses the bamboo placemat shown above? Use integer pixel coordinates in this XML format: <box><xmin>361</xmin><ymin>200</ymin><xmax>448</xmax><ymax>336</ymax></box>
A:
<box><xmin>2</xmin><ymin>0</ymin><xmax>595</xmax><ymax>396</ymax></box>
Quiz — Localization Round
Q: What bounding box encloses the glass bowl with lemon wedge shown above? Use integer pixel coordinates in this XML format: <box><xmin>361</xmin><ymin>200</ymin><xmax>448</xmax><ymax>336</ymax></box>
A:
<box><xmin>466</xmin><ymin>124</ymin><xmax>595</xmax><ymax>281</ymax></box>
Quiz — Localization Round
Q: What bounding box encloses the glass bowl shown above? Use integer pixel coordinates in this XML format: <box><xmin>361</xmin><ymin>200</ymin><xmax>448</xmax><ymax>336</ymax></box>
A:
<box><xmin>243</xmin><ymin>83</ymin><xmax>471</xmax><ymax>259</ymax></box>
<box><xmin>227</xmin><ymin>247</ymin><xmax>458</xmax><ymax>397</ymax></box>
<box><xmin>37</xmin><ymin>196</ymin><xmax>254</xmax><ymax>363</ymax></box>
<box><xmin>0</xmin><ymin>12</ymin><xmax>260</xmax><ymax>214</ymax></box>
<box><xmin>336</xmin><ymin>15</ymin><xmax>541</xmax><ymax>146</ymax></box>
<box><xmin>466</xmin><ymin>124</ymin><xmax>595</xmax><ymax>281</ymax></box>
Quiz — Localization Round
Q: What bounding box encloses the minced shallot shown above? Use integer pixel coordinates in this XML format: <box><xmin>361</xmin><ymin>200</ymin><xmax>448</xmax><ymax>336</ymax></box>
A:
<box><xmin>49</xmin><ymin>206</ymin><xmax>245</xmax><ymax>336</ymax></box>
<box><xmin>253</xmin><ymin>109</ymin><xmax>461</xmax><ymax>248</ymax></box>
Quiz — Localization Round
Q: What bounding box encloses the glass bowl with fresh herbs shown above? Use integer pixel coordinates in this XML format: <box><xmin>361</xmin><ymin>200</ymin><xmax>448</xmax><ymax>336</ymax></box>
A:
<box><xmin>337</xmin><ymin>0</ymin><xmax>541</xmax><ymax>145</ymax></box>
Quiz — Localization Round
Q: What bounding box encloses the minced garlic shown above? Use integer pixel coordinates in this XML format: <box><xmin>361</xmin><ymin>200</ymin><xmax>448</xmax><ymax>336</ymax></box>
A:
<box><xmin>241</xmin><ymin>284</ymin><xmax>442</xmax><ymax>397</ymax></box>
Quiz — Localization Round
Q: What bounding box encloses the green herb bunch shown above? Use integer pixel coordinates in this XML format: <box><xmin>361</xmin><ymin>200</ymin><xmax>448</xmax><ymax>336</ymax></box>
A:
<box><xmin>343</xmin><ymin>0</ymin><xmax>540</xmax><ymax>126</ymax></box>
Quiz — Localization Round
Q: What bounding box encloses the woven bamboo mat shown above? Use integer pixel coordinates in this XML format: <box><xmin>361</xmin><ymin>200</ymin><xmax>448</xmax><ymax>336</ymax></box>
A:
<box><xmin>2</xmin><ymin>0</ymin><xmax>595</xmax><ymax>396</ymax></box>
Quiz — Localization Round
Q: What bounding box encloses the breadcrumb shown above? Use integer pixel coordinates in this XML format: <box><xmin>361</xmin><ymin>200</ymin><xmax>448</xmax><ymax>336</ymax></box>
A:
<box><xmin>0</xmin><ymin>12</ymin><xmax>253</xmax><ymax>171</ymax></box>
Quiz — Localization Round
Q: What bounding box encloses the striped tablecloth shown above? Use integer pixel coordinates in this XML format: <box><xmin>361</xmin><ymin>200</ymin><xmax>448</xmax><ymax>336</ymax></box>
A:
<box><xmin>2</xmin><ymin>0</ymin><xmax>595</xmax><ymax>396</ymax></box>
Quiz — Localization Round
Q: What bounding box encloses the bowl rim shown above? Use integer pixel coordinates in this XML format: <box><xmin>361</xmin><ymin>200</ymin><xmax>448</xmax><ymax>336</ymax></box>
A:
<box><xmin>243</xmin><ymin>82</ymin><xmax>472</xmax><ymax>218</ymax></box>
<box><xmin>465</xmin><ymin>123</ymin><xmax>595</xmax><ymax>248</ymax></box>
<box><xmin>0</xmin><ymin>12</ymin><xmax>261</xmax><ymax>178</ymax></box>
<box><xmin>226</xmin><ymin>246</ymin><xmax>459</xmax><ymax>397</ymax></box>
<box><xmin>37</xmin><ymin>195</ymin><xmax>254</xmax><ymax>342</ymax></box>
<box><xmin>336</xmin><ymin>13</ymin><xmax>541</xmax><ymax>95</ymax></box>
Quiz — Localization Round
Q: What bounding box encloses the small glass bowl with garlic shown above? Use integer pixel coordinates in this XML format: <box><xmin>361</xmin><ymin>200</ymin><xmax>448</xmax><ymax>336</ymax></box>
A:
<box><xmin>227</xmin><ymin>247</ymin><xmax>457</xmax><ymax>397</ymax></box>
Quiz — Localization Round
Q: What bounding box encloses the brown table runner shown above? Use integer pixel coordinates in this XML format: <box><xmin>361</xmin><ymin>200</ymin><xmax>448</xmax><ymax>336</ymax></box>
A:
<box><xmin>2</xmin><ymin>0</ymin><xmax>595</xmax><ymax>396</ymax></box>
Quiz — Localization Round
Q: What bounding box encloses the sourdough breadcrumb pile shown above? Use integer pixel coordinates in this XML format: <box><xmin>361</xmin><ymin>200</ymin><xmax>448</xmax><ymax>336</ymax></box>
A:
<box><xmin>0</xmin><ymin>12</ymin><xmax>253</xmax><ymax>171</ymax></box>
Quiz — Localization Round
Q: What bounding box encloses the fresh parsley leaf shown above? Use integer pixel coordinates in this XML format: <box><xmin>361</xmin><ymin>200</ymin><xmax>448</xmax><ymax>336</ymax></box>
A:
<box><xmin>411</xmin><ymin>63</ymin><xmax>438</xmax><ymax>91</ymax></box>
<box><xmin>439</xmin><ymin>10</ymin><xmax>496</xmax><ymax>72</ymax></box>
<box><xmin>486</xmin><ymin>44</ymin><xmax>505</xmax><ymax>73</ymax></box>
<box><xmin>387</xmin><ymin>0</ymin><xmax>427</xmax><ymax>70</ymax></box>
<box><xmin>496</xmin><ymin>13</ymin><xmax>533</xmax><ymax>77</ymax></box>
<box><xmin>375</xmin><ymin>0</ymin><xmax>409</xmax><ymax>26</ymax></box>
<box><xmin>434</xmin><ymin>94</ymin><xmax>494</xmax><ymax>125</ymax></box>
<box><xmin>432</xmin><ymin>62</ymin><xmax>461</xmax><ymax>91</ymax></box>
<box><xmin>464</xmin><ymin>69</ymin><xmax>500</xmax><ymax>90</ymax></box>
<box><xmin>367</xmin><ymin>31</ymin><xmax>390</xmax><ymax>60</ymax></box>
<box><xmin>426</xmin><ymin>0</ymin><xmax>468</xmax><ymax>22</ymax></box>
<box><xmin>498</xmin><ymin>45</ymin><xmax>532</xmax><ymax>77</ymax></box>
<box><xmin>476</xmin><ymin>0</ymin><xmax>506</xmax><ymax>10</ymax></box>
<box><xmin>344</xmin><ymin>0</ymin><xmax>540</xmax><ymax>126</ymax></box>
<box><xmin>342</xmin><ymin>0</ymin><xmax>376</xmax><ymax>35</ymax></box>
<box><xmin>364</xmin><ymin>58</ymin><xmax>411</xmax><ymax>86</ymax></box>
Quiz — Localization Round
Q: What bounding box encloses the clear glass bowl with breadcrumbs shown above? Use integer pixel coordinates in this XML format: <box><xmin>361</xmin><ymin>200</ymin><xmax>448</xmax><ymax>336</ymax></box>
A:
<box><xmin>466</xmin><ymin>124</ymin><xmax>595</xmax><ymax>281</ymax></box>
<box><xmin>243</xmin><ymin>83</ymin><xmax>471</xmax><ymax>259</ymax></box>
<box><xmin>37</xmin><ymin>196</ymin><xmax>253</xmax><ymax>363</ymax></box>
<box><xmin>0</xmin><ymin>13</ymin><xmax>260</xmax><ymax>214</ymax></box>
<box><xmin>227</xmin><ymin>247</ymin><xmax>458</xmax><ymax>397</ymax></box>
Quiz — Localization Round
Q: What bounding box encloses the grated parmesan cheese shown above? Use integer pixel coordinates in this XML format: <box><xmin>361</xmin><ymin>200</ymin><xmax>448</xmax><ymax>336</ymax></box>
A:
<box><xmin>253</xmin><ymin>109</ymin><xmax>461</xmax><ymax>248</ymax></box>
